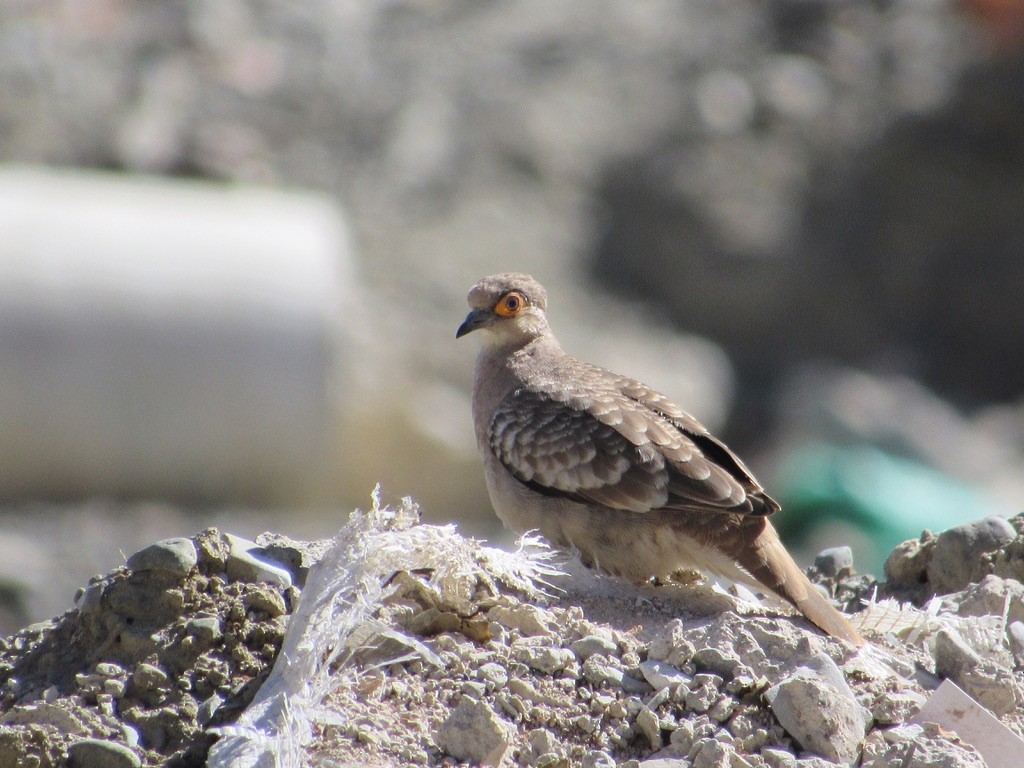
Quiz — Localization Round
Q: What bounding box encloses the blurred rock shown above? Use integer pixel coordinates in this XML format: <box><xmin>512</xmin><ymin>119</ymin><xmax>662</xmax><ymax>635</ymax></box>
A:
<box><xmin>928</xmin><ymin>516</ymin><xmax>1017</xmax><ymax>594</ymax></box>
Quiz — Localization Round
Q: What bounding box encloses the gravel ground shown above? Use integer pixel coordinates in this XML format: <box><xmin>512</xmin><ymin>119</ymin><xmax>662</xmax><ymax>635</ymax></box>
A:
<box><xmin>2</xmin><ymin>506</ymin><xmax>1023</xmax><ymax>767</ymax></box>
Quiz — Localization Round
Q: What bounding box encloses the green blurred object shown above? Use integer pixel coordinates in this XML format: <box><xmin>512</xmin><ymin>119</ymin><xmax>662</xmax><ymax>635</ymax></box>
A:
<box><xmin>774</xmin><ymin>443</ymin><xmax>992</xmax><ymax>577</ymax></box>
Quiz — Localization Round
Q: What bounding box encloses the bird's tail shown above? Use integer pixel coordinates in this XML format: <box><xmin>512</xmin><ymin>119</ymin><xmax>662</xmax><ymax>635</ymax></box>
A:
<box><xmin>738</xmin><ymin>520</ymin><xmax>865</xmax><ymax>647</ymax></box>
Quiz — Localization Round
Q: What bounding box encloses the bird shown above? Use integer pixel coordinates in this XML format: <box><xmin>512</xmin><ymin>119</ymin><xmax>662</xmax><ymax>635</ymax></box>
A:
<box><xmin>457</xmin><ymin>272</ymin><xmax>864</xmax><ymax>646</ymax></box>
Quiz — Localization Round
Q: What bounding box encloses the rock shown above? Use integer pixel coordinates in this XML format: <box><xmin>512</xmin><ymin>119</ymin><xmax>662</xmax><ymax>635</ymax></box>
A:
<box><xmin>872</xmin><ymin>690</ymin><xmax>926</xmax><ymax>725</ymax></box>
<box><xmin>636</xmin><ymin>705</ymin><xmax>662</xmax><ymax>748</ymax></box>
<box><xmin>1009</xmin><ymin>621</ymin><xmax>1024</xmax><ymax>667</ymax></box>
<box><xmin>933</xmin><ymin>629</ymin><xmax>1021</xmax><ymax>715</ymax></box>
<box><xmin>766</xmin><ymin>658</ymin><xmax>869</xmax><ymax>765</ymax></box>
<box><xmin>197</xmin><ymin>694</ymin><xmax>224</xmax><ymax>726</ymax></box>
<box><xmin>583</xmin><ymin>750</ymin><xmax>616</xmax><ymax>768</ymax></box>
<box><xmin>515</xmin><ymin>645</ymin><xmax>575</xmax><ymax>675</ymax></box>
<box><xmin>437</xmin><ymin>698</ymin><xmax>513</xmax><ymax>766</ymax></box>
<box><xmin>125</xmin><ymin>538</ymin><xmax>197</xmax><ymax>577</ymax></box>
<box><xmin>571</xmin><ymin>634</ymin><xmax>619</xmax><ymax>660</ymax></box>
<box><xmin>944</xmin><ymin>574</ymin><xmax>1024</xmax><ymax>625</ymax></box>
<box><xmin>185</xmin><ymin>616</ymin><xmax>222</xmax><ymax>646</ymax></box>
<box><xmin>582</xmin><ymin>655</ymin><xmax>625</xmax><ymax>687</ymax></box>
<box><xmin>67</xmin><ymin>739</ymin><xmax>142</xmax><ymax>768</ymax></box>
<box><xmin>761</xmin><ymin>747</ymin><xmax>797</xmax><ymax>768</ymax></box>
<box><xmin>884</xmin><ymin>532</ymin><xmax>935</xmax><ymax>585</ymax></box>
<box><xmin>814</xmin><ymin>546</ymin><xmax>854</xmax><ymax>577</ymax></box>
<box><xmin>861</xmin><ymin>723</ymin><xmax>987</xmax><ymax>768</ymax></box>
<box><xmin>486</xmin><ymin>604</ymin><xmax>554</xmax><ymax>636</ymax></box>
<box><xmin>692</xmin><ymin>646</ymin><xmax>742</xmax><ymax>677</ymax></box>
<box><xmin>242</xmin><ymin>585</ymin><xmax>288</xmax><ymax>618</ymax></box>
<box><xmin>224</xmin><ymin>533</ymin><xmax>293</xmax><ymax>588</ymax></box>
<box><xmin>639</xmin><ymin>659</ymin><xmax>692</xmax><ymax>690</ymax></box>
<box><xmin>476</xmin><ymin>662</ymin><xmax>509</xmax><ymax>689</ymax></box>
<box><xmin>638</xmin><ymin>759</ymin><xmax>690</xmax><ymax>768</ymax></box>
<box><xmin>691</xmin><ymin>738</ymin><xmax>745</xmax><ymax>768</ymax></box>
<box><xmin>928</xmin><ymin>517</ymin><xmax>1016</xmax><ymax>594</ymax></box>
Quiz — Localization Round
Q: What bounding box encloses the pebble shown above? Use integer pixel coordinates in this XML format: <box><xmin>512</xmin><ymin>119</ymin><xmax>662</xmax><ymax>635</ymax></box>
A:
<box><xmin>515</xmin><ymin>646</ymin><xmax>575</xmax><ymax>675</ymax></box>
<box><xmin>814</xmin><ymin>546</ymin><xmax>854</xmax><ymax>577</ymax></box>
<box><xmin>636</xmin><ymin>705</ymin><xmax>662</xmax><ymax>748</ymax></box>
<box><xmin>185</xmin><ymin>616</ymin><xmax>222</xmax><ymax>645</ymax></box>
<box><xmin>884</xmin><ymin>533</ymin><xmax>934</xmax><ymax>585</ymax></box>
<box><xmin>582</xmin><ymin>750</ymin><xmax>616</xmax><ymax>768</ymax></box>
<box><xmin>132</xmin><ymin>663</ymin><xmax>169</xmax><ymax>691</ymax></box>
<box><xmin>928</xmin><ymin>516</ymin><xmax>1016</xmax><ymax>594</ymax></box>
<box><xmin>871</xmin><ymin>690</ymin><xmax>926</xmax><ymax>725</ymax></box>
<box><xmin>486</xmin><ymin>604</ymin><xmax>553</xmax><ymax>637</ymax></box>
<box><xmin>1009</xmin><ymin>621</ymin><xmax>1024</xmax><ymax>667</ymax></box>
<box><xmin>765</xmin><ymin>664</ymin><xmax>869</xmax><ymax>764</ymax></box>
<box><xmin>67</xmin><ymin>739</ymin><xmax>142</xmax><ymax>768</ymax></box>
<box><xmin>125</xmin><ymin>538</ymin><xmax>198</xmax><ymax>577</ymax></box>
<box><xmin>242</xmin><ymin>586</ymin><xmax>287</xmax><ymax>618</ymax></box>
<box><xmin>223</xmin><ymin>533</ymin><xmax>293</xmax><ymax>588</ymax></box>
<box><xmin>476</xmin><ymin>662</ymin><xmax>509</xmax><ymax>689</ymax></box>
<box><xmin>639</xmin><ymin>659</ymin><xmax>691</xmax><ymax>690</ymax></box>
<box><xmin>571</xmin><ymin>634</ymin><xmax>619</xmax><ymax>660</ymax></box>
<box><xmin>582</xmin><ymin>655</ymin><xmax>625</xmax><ymax>687</ymax></box>
<box><xmin>437</xmin><ymin>698</ymin><xmax>514</xmax><ymax>766</ymax></box>
<box><xmin>197</xmin><ymin>694</ymin><xmax>224</xmax><ymax>726</ymax></box>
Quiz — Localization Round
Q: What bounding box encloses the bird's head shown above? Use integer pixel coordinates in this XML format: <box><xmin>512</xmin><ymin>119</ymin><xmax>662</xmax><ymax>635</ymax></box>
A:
<box><xmin>457</xmin><ymin>273</ymin><xmax>550</xmax><ymax>347</ymax></box>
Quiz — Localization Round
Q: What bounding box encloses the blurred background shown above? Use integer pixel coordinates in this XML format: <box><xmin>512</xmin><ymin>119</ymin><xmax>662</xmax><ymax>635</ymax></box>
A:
<box><xmin>1</xmin><ymin>0</ymin><xmax>1023</xmax><ymax>633</ymax></box>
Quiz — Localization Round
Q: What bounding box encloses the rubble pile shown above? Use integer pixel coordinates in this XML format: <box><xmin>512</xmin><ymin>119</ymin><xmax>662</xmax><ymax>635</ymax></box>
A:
<box><xmin>1</xmin><ymin>510</ymin><xmax>1023</xmax><ymax>767</ymax></box>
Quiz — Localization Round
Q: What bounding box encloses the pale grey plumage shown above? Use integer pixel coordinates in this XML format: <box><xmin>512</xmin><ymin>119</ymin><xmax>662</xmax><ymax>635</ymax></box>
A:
<box><xmin>458</xmin><ymin>272</ymin><xmax>864</xmax><ymax>646</ymax></box>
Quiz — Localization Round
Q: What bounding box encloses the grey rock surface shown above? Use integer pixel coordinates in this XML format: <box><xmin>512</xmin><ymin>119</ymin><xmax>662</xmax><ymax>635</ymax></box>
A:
<box><xmin>125</xmin><ymin>538</ymin><xmax>198</xmax><ymax>577</ymax></box>
<box><xmin>766</xmin><ymin>663</ymin><xmax>869</xmax><ymax>765</ymax></box>
<box><xmin>67</xmin><ymin>739</ymin><xmax>142</xmax><ymax>768</ymax></box>
<box><xmin>437</xmin><ymin>698</ymin><xmax>514</xmax><ymax>767</ymax></box>
<box><xmin>928</xmin><ymin>516</ymin><xmax>1017</xmax><ymax>594</ymax></box>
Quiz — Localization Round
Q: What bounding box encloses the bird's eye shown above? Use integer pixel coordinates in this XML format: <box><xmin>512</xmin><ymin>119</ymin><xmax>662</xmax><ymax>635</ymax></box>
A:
<box><xmin>495</xmin><ymin>291</ymin><xmax>525</xmax><ymax>317</ymax></box>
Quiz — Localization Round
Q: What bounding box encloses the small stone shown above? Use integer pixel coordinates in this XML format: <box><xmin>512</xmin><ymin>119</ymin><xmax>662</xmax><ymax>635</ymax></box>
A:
<box><xmin>692</xmin><ymin>647</ymin><xmax>741</xmax><ymax>677</ymax></box>
<box><xmin>582</xmin><ymin>655</ymin><xmax>624</xmax><ymax>687</ymax></box>
<box><xmin>639</xmin><ymin>659</ymin><xmax>691</xmax><ymax>690</ymax></box>
<box><xmin>872</xmin><ymin>691</ymin><xmax>926</xmax><ymax>725</ymax></box>
<box><xmin>76</xmin><ymin>582</ymin><xmax>106</xmax><ymax>614</ymax></box>
<box><xmin>1009</xmin><ymin>621</ymin><xmax>1024</xmax><ymax>667</ymax></box>
<box><xmin>67</xmin><ymin>738</ymin><xmax>141</xmax><ymax>768</ymax></box>
<box><xmin>934</xmin><ymin>629</ymin><xmax>1021</xmax><ymax>714</ymax></box>
<box><xmin>125</xmin><ymin>538</ymin><xmax>198</xmax><ymax>576</ymax></box>
<box><xmin>761</xmin><ymin>747</ymin><xmax>797</xmax><ymax>768</ymax></box>
<box><xmin>765</xmin><ymin>664</ymin><xmax>869</xmax><ymax>764</ymax></box>
<box><xmin>571</xmin><ymin>634</ymin><xmax>619</xmax><ymax>660</ymax></box>
<box><xmin>884</xmin><ymin>532</ymin><xmax>934</xmax><ymax>585</ymax></box>
<box><xmin>437</xmin><ymin>698</ymin><xmax>513</xmax><ymax>766</ymax></box>
<box><xmin>460</xmin><ymin>681</ymin><xmax>487</xmax><ymax>699</ymax></box>
<box><xmin>242</xmin><ymin>586</ymin><xmax>287</xmax><ymax>618</ymax></box>
<box><xmin>814</xmin><ymin>546</ymin><xmax>854</xmax><ymax>577</ymax></box>
<box><xmin>476</xmin><ymin>662</ymin><xmax>509</xmax><ymax>689</ymax></box>
<box><xmin>185</xmin><ymin>616</ymin><xmax>222</xmax><ymax>645</ymax></box>
<box><xmin>516</xmin><ymin>646</ymin><xmax>575</xmax><ymax>675</ymax></box>
<box><xmin>528</xmin><ymin>728</ymin><xmax>558</xmax><ymax>757</ymax></box>
<box><xmin>582</xmin><ymin>750</ymin><xmax>616</xmax><ymax>768</ymax></box>
<box><xmin>224</xmin><ymin>533</ymin><xmax>293</xmax><ymax>587</ymax></box>
<box><xmin>132</xmin><ymin>663</ymin><xmax>169</xmax><ymax>692</ymax></box>
<box><xmin>638</xmin><ymin>759</ymin><xmax>690</xmax><ymax>768</ymax></box>
<box><xmin>928</xmin><ymin>516</ymin><xmax>1016</xmax><ymax>594</ymax></box>
<box><xmin>486</xmin><ymin>604</ymin><xmax>553</xmax><ymax>636</ymax></box>
<box><xmin>692</xmin><ymin>738</ymin><xmax>739</xmax><ymax>768</ymax></box>
<box><xmin>636</xmin><ymin>706</ymin><xmax>662</xmax><ymax>749</ymax></box>
<box><xmin>197</xmin><ymin>694</ymin><xmax>224</xmax><ymax>726</ymax></box>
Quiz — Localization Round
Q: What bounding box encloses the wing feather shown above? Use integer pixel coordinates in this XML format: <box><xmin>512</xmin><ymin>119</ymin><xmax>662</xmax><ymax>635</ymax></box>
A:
<box><xmin>489</xmin><ymin>372</ymin><xmax>778</xmax><ymax>516</ymax></box>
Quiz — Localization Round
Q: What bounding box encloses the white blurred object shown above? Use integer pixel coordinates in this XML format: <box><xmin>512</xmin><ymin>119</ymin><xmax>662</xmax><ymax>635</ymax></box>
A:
<box><xmin>0</xmin><ymin>166</ymin><xmax>357</xmax><ymax>504</ymax></box>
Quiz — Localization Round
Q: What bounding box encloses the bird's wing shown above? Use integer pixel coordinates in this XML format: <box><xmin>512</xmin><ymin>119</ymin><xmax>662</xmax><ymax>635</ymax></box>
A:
<box><xmin>488</xmin><ymin>377</ymin><xmax>777</xmax><ymax>516</ymax></box>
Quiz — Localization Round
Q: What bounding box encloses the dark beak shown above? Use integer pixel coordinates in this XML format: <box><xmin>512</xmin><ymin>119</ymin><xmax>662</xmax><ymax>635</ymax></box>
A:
<box><xmin>456</xmin><ymin>308</ymin><xmax>491</xmax><ymax>339</ymax></box>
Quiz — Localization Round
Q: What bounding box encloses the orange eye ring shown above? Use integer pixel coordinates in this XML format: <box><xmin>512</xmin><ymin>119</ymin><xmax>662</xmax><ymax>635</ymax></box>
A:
<box><xmin>494</xmin><ymin>291</ymin><xmax>526</xmax><ymax>317</ymax></box>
